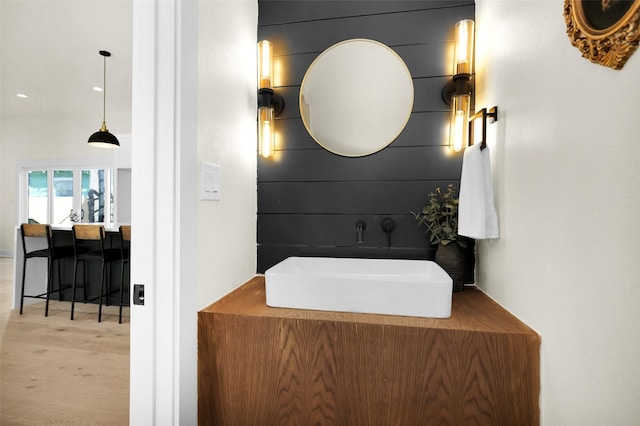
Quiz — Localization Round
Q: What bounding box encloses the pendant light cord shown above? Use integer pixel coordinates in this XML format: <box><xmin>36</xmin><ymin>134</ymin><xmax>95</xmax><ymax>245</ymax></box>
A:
<box><xmin>102</xmin><ymin>54</ymin><xmax>107</xmax><ymax>126</ymax></box>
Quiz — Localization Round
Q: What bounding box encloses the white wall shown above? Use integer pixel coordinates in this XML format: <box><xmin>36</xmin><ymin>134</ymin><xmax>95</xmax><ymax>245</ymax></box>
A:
<box><xmin>197</xmin><ymin>0</ymin><xmax>258</xmax><ymax>306</ymax></box>
<box><xmin>475</xmin><ymin>1</ymin><xmax>640</xmax><ymax>424</ymax></box>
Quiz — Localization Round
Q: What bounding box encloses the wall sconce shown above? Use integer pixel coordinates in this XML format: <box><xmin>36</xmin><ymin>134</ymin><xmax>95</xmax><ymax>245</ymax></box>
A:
<box><xmin>257</xmin><ymin>40</ymin><xmax>284</xmax><ymax>159</ymax></box>
<box><xmin>469</xmin><ymin>107</ymin><xmax>498</xmax><ymax>150</ymax></box>
<box><xmin>442</xmin><ymin>19</ymin><xmax>475</xmax><ymax>152</ymax></box>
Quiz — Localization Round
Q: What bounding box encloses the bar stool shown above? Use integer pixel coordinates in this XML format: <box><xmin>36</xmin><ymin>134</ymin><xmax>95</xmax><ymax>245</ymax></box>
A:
<box><xmin>70</xmin><ymin>224</ymin><xmax>122</xmax><ymax>322</ymax></box>
<box><xmin>118</xmin><ymin>225</ymin><xmax>131</xmax><ymax>324</ymax></box>
<box><xmin>19</xmin><ymin>223</ymin><xmax>74</xmax><ymax>316</ymax></box>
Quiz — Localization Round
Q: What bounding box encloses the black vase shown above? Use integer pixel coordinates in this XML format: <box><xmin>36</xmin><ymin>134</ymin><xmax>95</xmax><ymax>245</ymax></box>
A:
<box><xmin>435</xmin><ymin>243</ymin><xmax>466</xmax><ymax>292</ymax></box>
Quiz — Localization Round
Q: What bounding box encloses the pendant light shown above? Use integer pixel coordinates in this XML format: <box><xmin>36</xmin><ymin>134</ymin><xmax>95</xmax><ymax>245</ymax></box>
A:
<box><xmin>88</xmin><ymin>50</ymin><xmax>119</xmax><ymax>148</ymax></box>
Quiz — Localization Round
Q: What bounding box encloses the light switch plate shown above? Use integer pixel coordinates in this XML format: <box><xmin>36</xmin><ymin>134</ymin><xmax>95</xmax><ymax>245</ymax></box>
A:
<box><xmin>201</xmin><ymin>162</ymin><xmax>221</xmax><ymax>201</ymax></box>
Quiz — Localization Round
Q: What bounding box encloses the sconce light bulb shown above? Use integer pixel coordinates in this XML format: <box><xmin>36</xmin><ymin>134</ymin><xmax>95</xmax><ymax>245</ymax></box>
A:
<box><xmin>449</xmin><ymin>93</ymin><xmax>470</xmax><ymax>152</ymax></box>
<box><xmin>261</xmin><ymin>121</ymin><xmax>272</xmax><ymax>158</ymax></box>
<box><xmin>453</xmin><ymin>111</ymin><xmax>465</xmax><ymax>152</ymax></box>
<box><xmin>457</xmin><ymin>27</ymin><xmax>468</xmax><ymax>65</ymax></box>
<box><xmin>258</xmin><ymin>40</ymin><xmax>274</xmax><ymax>89</ymax></box>
<box><xmin>453</xmin><ymin>19</ymin><xmax>475</xmax><ymax>76</ymax></box>
<box><xmin>258</xmin><ymin>106</ymin><xmax>275</xmax><ymax>158</ymax></box>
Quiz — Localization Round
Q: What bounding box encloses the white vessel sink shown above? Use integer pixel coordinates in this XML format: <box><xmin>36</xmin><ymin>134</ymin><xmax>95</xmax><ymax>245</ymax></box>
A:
<box><xmin>264</xmin><ymin>257</ymin><xmax>452</xmax><ymax>318</ymax></box>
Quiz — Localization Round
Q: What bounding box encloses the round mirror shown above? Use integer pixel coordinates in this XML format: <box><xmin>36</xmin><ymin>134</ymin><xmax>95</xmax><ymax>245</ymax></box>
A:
<box><xmin>300</xmin><ymin>39</ymin><xmax>414</xmax><ymax>157</ymax></box>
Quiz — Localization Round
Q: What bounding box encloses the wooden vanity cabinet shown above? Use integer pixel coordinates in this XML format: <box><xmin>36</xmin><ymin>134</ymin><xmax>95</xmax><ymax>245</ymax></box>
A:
<box><xmin>198</xmin><ymin>276</ymin><xmax>540</xmax><ymax>425</ymax></box>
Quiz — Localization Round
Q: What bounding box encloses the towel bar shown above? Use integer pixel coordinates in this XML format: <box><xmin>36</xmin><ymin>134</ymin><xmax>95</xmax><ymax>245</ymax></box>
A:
<box><xmin>469</xmin><ymin>106</ymin><xmax>498</xmax><ymax>150</ymax></box>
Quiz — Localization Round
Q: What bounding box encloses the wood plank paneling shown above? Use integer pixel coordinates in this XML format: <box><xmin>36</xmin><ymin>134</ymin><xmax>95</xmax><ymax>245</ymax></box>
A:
<box><xmin>260</xmin><ymin>5</ymin><xmax>475</xmax><ymax>55</ymax></box>
<box><xmin>276</xmin><ymin>43</ymin><xmax>453</xmax><ymax>88</ymax></box>
<box><xmin>258</xmin><ymin>146</ymin><xmax>462</xmax><ymax>182</ymax></box>
<box><xmin>198</xmin><ymin>277</ymin><xmax>541</xmax><ymax>425</ymax></box>
<box><xmin>259</xmin><ymin>1</ymin><xmax>474</xmax><ymax>25</ymax></box>
<box><xmin>258</xmin><ymin>180</ymin><xmax>460</xmax><ymax>214</ymax></box>
<box><xmin>258</xmin><ymin>214</ymin><xmax>428</xmax><ymax>247</ymax></box>
<box><xmin>257</xmin><ymin>1</ymin><xmax>474</xmax><ymax>272</ymax></box>
<box><xmin>275</xmin><ymin>111</ymin><xmax>450</xmax><ymax>150</ymax></box>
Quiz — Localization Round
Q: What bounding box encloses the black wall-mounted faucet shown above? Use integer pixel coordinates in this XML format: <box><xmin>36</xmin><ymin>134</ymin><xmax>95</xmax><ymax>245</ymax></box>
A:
<box><xmin>381</xmin><ymin>217</ymin><xmax>395</xmax><ymax>248</ymax></box>
<box><xmin>355</xmin><ymin>220</ymin><xmax>366</xmax><ymax>244</ymax></box>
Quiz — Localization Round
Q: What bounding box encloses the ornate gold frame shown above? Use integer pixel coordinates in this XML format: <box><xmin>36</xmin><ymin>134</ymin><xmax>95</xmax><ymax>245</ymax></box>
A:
<box><xmin>564</xmin><ymin>0</ymin><xmax>640</xmax><ymax>69</ymax></box>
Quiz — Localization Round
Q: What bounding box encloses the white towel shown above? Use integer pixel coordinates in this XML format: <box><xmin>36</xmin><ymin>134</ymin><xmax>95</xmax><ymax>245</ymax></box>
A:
<box><xmin>458</xmin><ymin>143</ymin><xmax>499</xmax><ymax>239</ymax></box>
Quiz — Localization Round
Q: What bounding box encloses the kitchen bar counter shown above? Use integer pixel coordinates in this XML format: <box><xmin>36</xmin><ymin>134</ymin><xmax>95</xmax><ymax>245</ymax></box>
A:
<box><xmin>12</xmin><ymin>225</ymin><xmax>129</xmax><ymax>310</ymax></box>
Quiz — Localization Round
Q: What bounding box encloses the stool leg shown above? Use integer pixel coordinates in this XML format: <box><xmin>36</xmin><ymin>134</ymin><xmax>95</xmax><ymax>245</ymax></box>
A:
<box><xmin>105</xmin><ymin>265</ymin><xmax>111</xmax><ymax>307</ymax></box>
<box><xmin>98</xmin><ymin>261</ymin><xmax>106</xmax><ymax>322</ymax></box>
<box><xmin>20</xmin><ymin>257</ymin><xmax>28</xmax><ymax>315</ymax></box>
<box><xmin>45</xmin><ymin>257</ymin><xmax>53</xmax><ymax>317</ymax></box>
<box><xmin>71</xmin><ymin>259</ymin><xmax>78</xmax><ymax>320</ymax></box>
<box><xmin>82</xmin><ymin>262</ymin><xmax>88</xmax><ymax>303</ymax></box>
<box><xmin>57</xmin><ymin>258</ymin><xmax>65</xmax><ymax>301</ymax></box>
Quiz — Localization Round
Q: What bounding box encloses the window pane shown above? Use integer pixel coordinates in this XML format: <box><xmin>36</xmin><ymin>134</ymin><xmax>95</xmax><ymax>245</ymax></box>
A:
<box><xmin>27</xmin><ymin>170</ymin><xmax>48</xmax><ymax>224</ymax></box>
<box><xmin>109</xmin><ymin>170</ymin><xmax>114</xmax><ymax>223</ymax></box>
<box><xmin>82</xmin><ymin>169</ymin><xmax>111</xmax><ymax>223</ymax></box>
<box><xmin>53</xmin><ymin>170</ymin><xmax>74</xmax><ymax>225</ymax></box>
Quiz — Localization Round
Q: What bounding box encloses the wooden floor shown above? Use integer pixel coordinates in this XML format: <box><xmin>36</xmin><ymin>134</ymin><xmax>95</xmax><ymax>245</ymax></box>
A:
<box><xmin>0</xmin><ymin>257</ymin><xmax>130</xmax><ymax>425</ymax></box>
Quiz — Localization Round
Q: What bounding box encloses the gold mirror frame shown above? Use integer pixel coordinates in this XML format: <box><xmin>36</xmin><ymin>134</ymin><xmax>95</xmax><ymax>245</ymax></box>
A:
<box><xmin>299</xmin><ymin>39</ymin><xmax>414</xmax><ymax>157</ymax></box>
<box><xmin>564</xmin><ymin>0</ymin><xmax>640</xmax><ymax>69</ymax></box>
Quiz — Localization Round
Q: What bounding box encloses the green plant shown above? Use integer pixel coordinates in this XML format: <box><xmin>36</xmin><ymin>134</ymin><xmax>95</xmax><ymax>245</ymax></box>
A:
<box><xmin>413</xmin><ymin>184</ymin><xmax>467</xmax><ymax>247</ymax></box>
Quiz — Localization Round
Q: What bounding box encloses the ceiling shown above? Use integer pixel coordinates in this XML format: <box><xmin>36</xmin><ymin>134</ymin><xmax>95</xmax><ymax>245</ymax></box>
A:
<box><xmin>0</xmin><ymin>0</ymin><xmax>133</xmax><ymax>120</ymax></box>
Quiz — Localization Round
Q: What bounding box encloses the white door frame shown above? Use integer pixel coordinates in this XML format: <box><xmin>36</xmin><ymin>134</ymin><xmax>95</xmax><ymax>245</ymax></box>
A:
<box><xmin>130</xmin><ymin>0</ymin><xmax>198</xmax><ymax>424</ymax></box>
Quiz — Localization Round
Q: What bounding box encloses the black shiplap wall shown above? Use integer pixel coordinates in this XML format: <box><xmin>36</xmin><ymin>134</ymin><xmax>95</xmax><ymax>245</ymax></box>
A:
<box><xmin>257</xmin><ymin>0</ymin><xmax>475</xmax><ymax>273</ymax></box>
